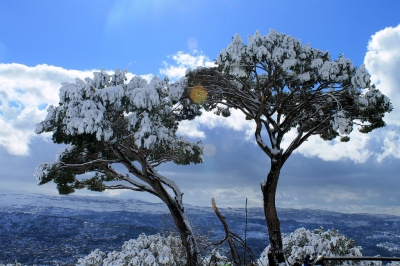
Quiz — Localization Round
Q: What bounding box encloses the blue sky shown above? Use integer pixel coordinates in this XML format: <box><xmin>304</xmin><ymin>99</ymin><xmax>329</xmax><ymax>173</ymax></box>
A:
<box><xmin>1</xmin><ymin>0</ymin><xmax>400</xmax><ymax>215</ymax></box>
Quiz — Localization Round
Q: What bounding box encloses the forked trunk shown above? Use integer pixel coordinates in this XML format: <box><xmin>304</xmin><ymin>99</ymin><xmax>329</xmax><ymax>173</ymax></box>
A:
<box><xmin>261</xmin><ymin>160</ymin><xmax>285</xmax><ymax>264</ymax></box>
<box><xmin>113</xmin><ymin>147</ymin><xmax>199</xmax><ymax>265</ymax></box>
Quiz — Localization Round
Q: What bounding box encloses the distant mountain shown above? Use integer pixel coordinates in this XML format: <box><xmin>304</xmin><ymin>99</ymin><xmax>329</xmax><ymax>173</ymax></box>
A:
<box><xmin>1</xmin><ymin>192</ymin><xmax>399</xmax><ymax>265</ymax></box>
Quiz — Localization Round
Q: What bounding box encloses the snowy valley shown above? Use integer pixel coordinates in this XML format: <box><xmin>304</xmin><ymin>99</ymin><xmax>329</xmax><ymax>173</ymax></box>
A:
<box><xmin>1</xmin><ymin>192</ymin><xmax>400</xmax><ymax>265</ymax></box>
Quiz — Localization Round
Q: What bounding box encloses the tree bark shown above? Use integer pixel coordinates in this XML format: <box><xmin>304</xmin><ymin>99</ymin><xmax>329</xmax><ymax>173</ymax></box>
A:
<box><xmin>261</xmin><ymin>159</ymin><xmax>285</xmax><ymax>263</ymax></box>
<box><xmin>150</xmin><ymin>180</ymin><xmax>199</xmax><ymax>266</ymax></box>
<box><xmin>164</xmin><ymin>197</ymin><xmax>199</xmax><ymax>266</ymax></box>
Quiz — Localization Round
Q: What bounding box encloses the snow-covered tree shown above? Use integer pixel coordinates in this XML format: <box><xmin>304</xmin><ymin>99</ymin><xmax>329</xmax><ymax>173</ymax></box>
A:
<box><xmin>35</xmin><ymin>70</ymin><xmax>203</xmax><ymax>265</ymax></box>
<box><xmin>77</xmin><ymin>233</ymin><xmax>186</xmax><ymax>266</ymax></box>
<box><xmin>77</xmin><ymin>233</ymin><xmax>229</xmax><ymax>266</ymax></box>
<box><xmin>187</xmin><ymin>30</ymin><xmax>392</xmax><ymax>262</ymax></box>
<box><xmin>258</xmin><ymin>227</ymin><xmax>382</xmax><ymax>266</ymax></box>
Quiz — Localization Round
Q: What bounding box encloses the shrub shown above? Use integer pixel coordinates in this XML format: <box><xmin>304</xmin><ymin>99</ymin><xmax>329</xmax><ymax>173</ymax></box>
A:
<box><xmin>77</xmin><ymin>233</ymin><xmax>229</xmax><ymax>266</ymax></box>
<box><xmin>258</xmin><ymin>227</ymin><xmax>380</xmax><ymax>265</ymax></box>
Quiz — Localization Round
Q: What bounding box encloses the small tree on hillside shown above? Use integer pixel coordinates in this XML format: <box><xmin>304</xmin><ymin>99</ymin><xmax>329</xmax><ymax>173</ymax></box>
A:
<box><xmin>258</xmin><ymin>227</ymin><xmax>381</xmax><ymax>266</ymax></box>
<box><xmin>35</xmin><ymin>69</ymin><xmax>203</xmax><ymax>266</ymax></box>
<box><xmin>187</xmin><ymin>30</ymin><xmax>392</xmax><ymax>262</ymax></box>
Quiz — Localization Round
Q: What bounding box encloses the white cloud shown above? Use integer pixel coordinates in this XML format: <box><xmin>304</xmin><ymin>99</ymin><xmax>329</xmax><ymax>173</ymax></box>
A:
<box><xmin>0</xmin><ymin>57</ymin><xmax>216</xmax><ymax>156</ymax></box>
<box><xmin>0</xmin><ymin>63</ymin><xmax>97</xmax><ymax>155</ymax></box>
<box><xmin>159</xmin><ymin>51</ymin><xmax>215</xmax><ymax>81</ymax></box>
<box><xmin>281</xmin><ymin>129</ymin><xmax>372</xmax><ymax>163</ymax></box>
<box><xmin>376</xmin><ymin>128</ymin><xmax>400</xmax><ymax>162</ymax></box>
<box><xmin>177</xmin><ymin>108</ymin><xmax>255</xmax><ymax>141</ymax></box>
<box><xmin>177</xmin><ymin>120</ymin><xmax>205</xmax><ymax>139</ymax></box>
<box><xmin>365</xmin><ymin>24</ymin><xmax>400</xmax><ymax>126</ymax></box>
<box><xmin>364</xmin><ymin>24</ymin><xmax>400</xmax><ymax>162</ymax></box>
<box><xmin>0</xmin><ymin>64</ymin><xmax>149</xmax><ymax>156</ymax></box>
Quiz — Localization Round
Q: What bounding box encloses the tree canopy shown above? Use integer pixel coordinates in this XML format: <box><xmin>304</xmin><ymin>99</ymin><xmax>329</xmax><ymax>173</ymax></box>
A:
<box><xmin>35</xmin><ymin>70</ymin><xmax>202</xmax><ymax>195</ymax></box>
<box><xmin>188</xmin><ymin>30</ymin><xmax>392</xmax><ymax>163</ymax></box>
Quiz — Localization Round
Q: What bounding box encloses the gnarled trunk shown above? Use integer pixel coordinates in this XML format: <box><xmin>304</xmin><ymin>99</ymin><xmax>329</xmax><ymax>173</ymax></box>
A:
<box><xmin>261</xmin><ymin>159</ymin><xmax>285</xmax><ymax>263</ymax></box>
<box><xmin>113</xmin><ymin>147</ymin><xmax>200</xmax><ymax>266</ymax></box>
<box><xmin>164</xmin><ymin>198</ymin><xmax>199</xmax><ymax>266</ymax></box>
<box><xmin>150</xmin><ymin>181</ymin><xmax>199</xmax><ymax>266</ymax></box>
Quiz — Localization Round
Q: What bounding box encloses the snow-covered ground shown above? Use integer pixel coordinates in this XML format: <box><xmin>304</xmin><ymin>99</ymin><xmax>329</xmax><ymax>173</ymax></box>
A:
<box><xmin>1</xmin><ymin>190</ymin><xmax>400</xmax><ymax>265</ymax></box>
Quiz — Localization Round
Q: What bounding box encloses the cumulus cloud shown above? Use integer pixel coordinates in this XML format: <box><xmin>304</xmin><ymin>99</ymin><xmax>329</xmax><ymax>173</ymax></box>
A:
<box><xmin>376</xmin><ymin>128</ymin><xmax>400</xmax><ymax>162</ymax></box>
<box><xmin>177</xmin><ymin>108</ymin><xmax>255</xmax><ymax>141</ymax></box>
<box><xmin>0</xmin><ymin>64</ymin><xmax>149</xmax><ymax>155</ymax></box>
<box><xmin>364</xmin><ymin>24</ymin><xmax>400</xmax><ymax>162</ymax></box>
<box><xmin>280</xmin><ymin>129</ymin><xmax>372</xmax><ymax>164</ymax></box>
<box><xmin>0</xmin><ymin>64</ymin><xmax>97</xmax><ymax>155</ymax></box>
<box><xmin>365</xmin><ymin>24</ymin><xmax>400</xmax><ymax>126</ymax></box>
<box><xmin>159</xmin><ymin>51</ymin><xmax>215</xmax><ymax>81</ymax></box>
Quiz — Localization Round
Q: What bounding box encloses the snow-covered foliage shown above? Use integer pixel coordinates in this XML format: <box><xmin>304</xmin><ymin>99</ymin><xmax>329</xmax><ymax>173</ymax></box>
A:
<box><xmin>216</xmin><ymin>30</ymin><xmax>364</xmax><ymax>90</ymax></box>
<box><xmin>35</xmin><ymin>69</ymin><xmax>195</xmax><ymax>147</ymax></box>
<box><xmin>188</xmin><ymin>29</ymin><xmax>392</xmax><ymax>151</ymax></box>
<box><xmin>258</xmin><ymin>227</ymin><xmax>381</xmax><ymax>266</ymax></box>
<box><xmin>34</xmin><ymin>69</ymin><xmax>204</xmax><ymax>265</ymax></box>
<box><xmin>34</xmin><ymin>69</ymin><xmax>203</xmax><ymax>191</ymax></box>
<box><xmin>77</xmin><ymin>233</ymin><xmax>228</xmax><ymax>266</ymax></box>
<box><xmin>77</xmin><ymin>233</ymin><xmax>186</xmax><ymax>266</ymax></box>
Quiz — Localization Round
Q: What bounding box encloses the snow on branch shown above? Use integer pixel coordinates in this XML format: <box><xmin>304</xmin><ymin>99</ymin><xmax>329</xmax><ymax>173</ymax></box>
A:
<box><xmin>188</xmin><ymin>29</ymin><xmax>392</xmax><ymax>155</ymax></box>
<box><xmin>258</xmin><ymin>227</ymin><xmax>381</xmax><ymax>266</ymax></box>
<box><xmin>35</xmin><ymin>69</ymin><xmax>203</xmax><ymax>192</ymax></box>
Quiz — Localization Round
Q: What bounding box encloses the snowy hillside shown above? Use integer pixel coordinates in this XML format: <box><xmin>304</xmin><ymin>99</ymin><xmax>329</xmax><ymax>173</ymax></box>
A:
<box><xmin>0</xmin><ymin>191</ymin><xmax>169</xmax><ymax>214</ymax></box>
<box><xmin>1</xmin><ymin>191</ymin><xmax>399</xmax><ymax>265</ymax></box>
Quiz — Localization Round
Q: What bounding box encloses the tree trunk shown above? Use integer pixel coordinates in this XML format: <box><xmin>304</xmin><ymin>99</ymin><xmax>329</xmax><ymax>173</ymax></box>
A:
<box><xmin>113</xmin><ymin>147</ymin><xmax>199</xmax><ymax>265</ymax></box>
<box><xmin>151</xmin><ymin>181</ymin><xmax>199</xmax><ymax>266</ymax></box>
<box><xmin>261</xmin><ymin>160</ymin><xmax>285</xmax><ymax>263</ymax></box>
<box><xmin>165</xmin><ymin>199</ymin><xmax>199</xmax><ymax>266</ymax></box>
